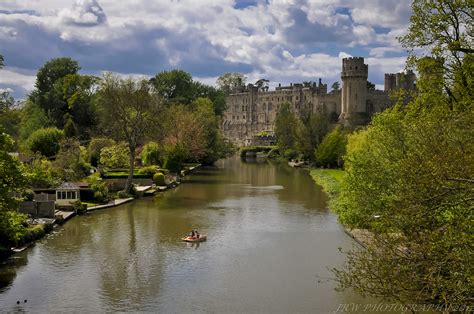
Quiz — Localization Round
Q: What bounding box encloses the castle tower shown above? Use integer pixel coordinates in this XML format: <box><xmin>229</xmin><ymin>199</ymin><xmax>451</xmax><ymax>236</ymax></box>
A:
<box><xmin>340</xmin><ymin>57</ymin><xmax>368</xmax><ymax>127</ymax></box>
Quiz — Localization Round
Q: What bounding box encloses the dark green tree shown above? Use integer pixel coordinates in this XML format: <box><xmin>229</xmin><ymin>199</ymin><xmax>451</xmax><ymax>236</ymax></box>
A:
<box><xmin>296</xmin><ymin>110</ymin><xmax>329</xmax><ymax>161</ymax></box>
<box><xmin>30</xmin><ymin>57</ymin><xmax>80</xmax><ymax>127</ymax></box>
<box><xmin>314</xmin><ymin>125</ymin><xmax>347</xmax><ymax>167</ymax></box>
<box><xmin>274</xmin><ymin>102</ymin><xmax>297</xmax><ymax>157</ymax></box>
<box><xmin>27</xmin><ymin>127</ymin><xmax>64</xmax><ymax>157</ymax></box>
<box><xmin>150</xmin><ymin>70</ymin><xmax>195</xmax><ymax>105</ymax></box>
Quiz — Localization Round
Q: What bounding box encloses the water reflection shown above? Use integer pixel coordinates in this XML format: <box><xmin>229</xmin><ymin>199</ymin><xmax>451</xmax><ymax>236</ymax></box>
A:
<box><xmin>0</xmin><ymin>156</ymin><xmax>373</xmax><ymax>312</ymax></box>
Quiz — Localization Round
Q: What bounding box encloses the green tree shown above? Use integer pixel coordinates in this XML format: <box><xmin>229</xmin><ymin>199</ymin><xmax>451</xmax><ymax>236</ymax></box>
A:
<box><xmin>27</xmin><ymin>127</ymin><xmax>64</xmax><ymax>157</ymax></box>
<box><xmin>331</xmin><ymin>81</ymin><xmax>340</xmax><ymax>91</ymax></box>
<box><xmin>296</xmin><ymin>110</ymin><xmax>329</xmax><ymax>160</ymax></box>
<box><xmin>97</xmin><ymin>73</ymin><xmax>161</xmax><ymax>192</ymax></box>
<box><xmin>30</xmin><ymin>57</ymin><xmax>80</xmax><ymax>127</ymax></box>
<box><xmin>366</xmin><ymin>81</ymin><xmax>375</xmax><ymax>91</ymax></box>
<box><xmin>216</xmin><ymin>72</ymin><xmax>246</xmax><ymax>94</ymax></box>
<box><xmin>0</xmin><ymin>91</ymin><xmax>20</xmax><ymax>140</ymax></box>
<box><xmin>52</xmin><ymin>138</ymin><xmax>91</xmax><ymax>181</ymax></box>
<box><xmin>88</xmin><ymin>137</ymin><xmax>116</xmax><ymax>167</ymax></box>
<box><xmin>274</xmin><ymin>102</ymin><xmax>297</xmax><ymax>156</ymax></box>
<box><xmin>150</xmin><ymin>70</ymin><xmax>195</xmax><ymax>105</ymax></box>
<box><xmin>0</xmin><ymin>127</ymin><xmax>28</xmax><ymax>251</ymax></box>
<box><xmin>141</xmin><ymin>141</ymin><xmax>162</xmax><ymax>166</ymax></box>
<box><xmin>333</xmin><ymin>0</ymin><xmax>474</xmax><ymax>307</ymax></box>
<box><xmin>314</xmin><ymin>126</ymin><xmax>347</xmax><ymax>167</ymax></box>
<box><xmin>18</xmin><ymin>101</ymin><xmax>54</xmax><ymax>143</ymax></box>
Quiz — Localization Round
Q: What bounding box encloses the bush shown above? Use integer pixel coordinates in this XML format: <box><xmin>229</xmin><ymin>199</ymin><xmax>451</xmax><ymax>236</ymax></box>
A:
<box><xmin>99</xmin><ymin>142</ymin><xmax>130</xmax><ymax>168</ymax></box>
<box><xmin>314</xmin><ymin>126</ymin><xmax>347</xmax><ymax>167</ymax></box>
<box><xmin>117</xmin><ymin>191</ymin><xmax>132</xmax><ymax>199</ymax></box>
<box><xmin>88</xmin><ymin>137</ymin><xmax>115</xmax><ymax>167</ymax></box>
<box><xmin>85</xmin><ymin>173</ymin><xmax>109</xmax><ymax>203</ymax></box>
<box><xmin>27</xmin><ymin>127</ymin><xmax>64</xmax><ymax>157</ymax></box>
<box><xmin>153</xmin><ymin>172</ymin><xmax>166</xmax><ymax>186</ymax></box>
<box><xmin>283</xmin><ymin>148</ymin><xmax>298</xmax><ymax>160</ymax></box>
<box><xmin>137</xmin><ymin>165</ymin><xmax>159</xmax><ymax>177</ymax></box>
<box><xmin>141</xmin><ymin>142</ymin><xmax>162</xmax><ymax>166</ymax></box>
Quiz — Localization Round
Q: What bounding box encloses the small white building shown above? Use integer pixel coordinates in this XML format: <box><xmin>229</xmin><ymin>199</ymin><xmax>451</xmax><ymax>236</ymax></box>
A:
<box><xmin>56</xmin><ymin>182</ymin><xmax>80</xmax><ymax>207</ymax></box>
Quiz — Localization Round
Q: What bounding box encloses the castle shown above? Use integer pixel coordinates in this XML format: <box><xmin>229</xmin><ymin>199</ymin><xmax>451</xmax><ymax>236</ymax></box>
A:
<box><xmin>222</xmin><ymin>57</ymin><xmax>415</xmax><ymax>146</ymax></box>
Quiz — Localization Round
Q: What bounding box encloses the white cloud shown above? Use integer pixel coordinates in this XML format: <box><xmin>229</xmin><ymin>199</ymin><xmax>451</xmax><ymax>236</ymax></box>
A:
<box><xmin>0</xmin><ymin>0</ymin><xmax>412</xmax><ymax>98</ymax></box>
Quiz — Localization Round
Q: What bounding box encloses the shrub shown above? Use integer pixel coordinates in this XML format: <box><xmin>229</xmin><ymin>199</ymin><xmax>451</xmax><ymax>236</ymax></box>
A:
<box><xmin>99</xmin><ymin>142</ymin><xmax>129</xmax><ymax>168</ymax></box>
<box><xmin>137</xmin><ymin>165</ymin><xmax>159</xmax><ymax>177</ymax></box>
<box><xmin>314</xmin><ymin>126</ymin><xmax>347</xmax><ymax>167</ymax></box>
<box><xmin>27</xmin><ymin>127</ymin><xmax>64</xmax><ymax>157</ymax></box>
<box><xmin>88</xmin><ymin>137</ymin><xmax>115</xmax><ymax>167</ymax></box>
<box><xmin>283</xmin><ymin>148</ymin><xmax>298</xmax><ymax>160</ymax></box>
<box><xmin>86</xmin><ymin>173</ymin><xmax>109</xmax><ymax>203</ymax></box>
<box><xmin>153</xmin><ymin>172</ymin><xmax>166</xmax><ymax>186</ymax></box>
<box><xmin>117</xmin><ymin>191</ymin><xmax>132</xmax><ymax>199</ymax></box>
<box><xmin>141</xmin><ymin>142</ymin><xmax>162</xmax><ymax>166</ymax></box>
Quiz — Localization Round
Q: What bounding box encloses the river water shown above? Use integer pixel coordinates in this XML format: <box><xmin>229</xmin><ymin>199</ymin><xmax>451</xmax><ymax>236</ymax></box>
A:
<box><xmin>0</xmin><ymin>157</ymin><xmax>371</xmax><ymax>313</ymax></box>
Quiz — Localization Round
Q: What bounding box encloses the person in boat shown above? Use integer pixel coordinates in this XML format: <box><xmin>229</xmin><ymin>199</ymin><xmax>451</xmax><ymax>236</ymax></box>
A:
<box><xmin>189</xmin><ymin>230</ymin><xmax>195</xmax><ymax>238</ymax></box>
<box><xmin>194</xmin><ymin>230</ymin><xmax>200</xmax><ymax>239</ymax></box>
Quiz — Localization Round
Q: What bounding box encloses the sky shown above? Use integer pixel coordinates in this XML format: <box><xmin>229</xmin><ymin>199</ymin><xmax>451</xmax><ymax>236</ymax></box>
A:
<box><xmin>0</xmin><ymin>0</ymin><xmax>413</xmax><ymax>99</ymax></box>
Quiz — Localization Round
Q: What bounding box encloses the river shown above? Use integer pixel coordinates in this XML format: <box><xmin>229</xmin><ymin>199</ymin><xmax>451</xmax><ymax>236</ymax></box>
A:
<box><xmin>0</xmin><ymin>156</ymin><xmax>372</xmax><ymax>313</ymax></box>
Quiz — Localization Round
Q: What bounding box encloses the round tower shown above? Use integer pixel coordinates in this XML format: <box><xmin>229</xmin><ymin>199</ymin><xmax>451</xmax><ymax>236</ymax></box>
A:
<box><xmin>340</xmin><ymin>57</ymin><xmax>368</xmax><ymax>127</ymax></box>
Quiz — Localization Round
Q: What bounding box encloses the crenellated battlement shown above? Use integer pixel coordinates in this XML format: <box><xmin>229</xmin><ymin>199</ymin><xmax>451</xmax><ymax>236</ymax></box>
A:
<box><xmin>341</xmin><ymin>57</ymin><xmax>368</xmax><ymax>79</ymax></box>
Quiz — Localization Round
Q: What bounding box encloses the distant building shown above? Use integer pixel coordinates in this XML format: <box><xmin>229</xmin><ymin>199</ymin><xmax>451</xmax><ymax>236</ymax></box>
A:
<box><xmin>222</xmin><ymin>57</ymin><xmax>415</xmax><ymax>146</ymax></box>
<box><xmin>55</xmin><ymin>182</ymin><xmax>80</xmax><ymax>207</ymax></box>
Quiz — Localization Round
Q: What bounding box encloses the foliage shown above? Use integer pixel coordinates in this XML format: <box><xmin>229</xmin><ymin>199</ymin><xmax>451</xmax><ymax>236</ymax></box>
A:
<box><xmin>331</xmin><ymin>81</ymin><xmax>340</xmax><ymax>91</ymax></box>
<box><xmin>295</xmin><ymin>110</ymin><xmax>329</xmax><ymax>161</ymax></box>
<box><xmin>152</xmin><ymin>172</ymin><xmax>166</xmax><ymax>186</ymax></box>
<box><xmin>310</xmin><ymin>168</ymin><xmax>344</xmax><ymax>197</ymax></box>
<box><xmin>274</xmin><ymin>102</ymin><xmax>297</xmax><ymax>156</ymax></box>
<box><xmin>52</xmin><ymin>138</ymin><xmax>91</xmax><ymax>181</ymax></box>
<box><xmin>366</xmin><ymin>81</ymin><xmax>375</xmax><ymax>91</ymax></box>
<box><xmin>99</xmin><ymin>142</ymin><xmax>130</xmax><ymax>169</ymax></box>
<box><xmin>141</xmin><ymin>141</ymin><xmax>162</xmax><ymax>166</ymax></box>
<box><xmin>0</xmin><ymin>91</ymin><xmax>20</xmax><ymax>140</ymax></box>
<box><xmin>97</xmin><ymin>73</ymin><xmax>161</xmax><ymax>193</ymax></box>
<box><xmin>27</xmin><ymin>127</ymin><xmax>64</xmax><ymax>157</ymax></box>
<box><xmin>27</xmin><ymin>155</ymin><xmax>60</xmax><ymax>188</ymax></box>
<box><xmin>29</xmin><ymin>57</ymin><xmax>80</xmax><ymax>127</ymax></box>
<box><xmin>0</xmin><ymin>127</ymin><xmax>28</xmax><ymax>248</ymax></box>
<box><xmin>216</xmin><ymin>72</ymin><xmax>246</xmax><ymax>94</ymax></box>
<box><xmin>150</xmin><ymin>69</ymin><xmax>195</xmax><ymax>105</ymax></box>
<box><xmin>137</xmin><ymin>165</ymin><xmax>159</xmax><ymax>176</ymax></box>
<box><xmin>160</xmin><ymin>104</ymin><xmax>208</xmax><ymax>167</ymax></box>
<box><xmin>18</xmin><ymin>101</ymin><xmax>54</xmax><ymax>144</ymax></box>
<box><xmin>314</xmin><ymin>126</ymin><xmax>347</xmax><ymax>167</ymax></box>
<box><xmin>88</xmin><ymin>137</ymin><xmax>115</xmax><ymax>167</ymax></box>
<box><xmin>333</xmin><ymin>2</ymin><xmax>474</xmax><ymax>304</ymax></box>
<box><xmin>85</xmin><ymin>173</ymin><xmax>109</xmax><ymax>203</ymax></box>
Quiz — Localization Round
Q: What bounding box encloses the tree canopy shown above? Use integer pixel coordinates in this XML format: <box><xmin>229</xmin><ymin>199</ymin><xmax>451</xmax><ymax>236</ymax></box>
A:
<box><xmin>332</xmin><ymin>0</ymin><xmax>474</xmax><ymax>308</ymax></box>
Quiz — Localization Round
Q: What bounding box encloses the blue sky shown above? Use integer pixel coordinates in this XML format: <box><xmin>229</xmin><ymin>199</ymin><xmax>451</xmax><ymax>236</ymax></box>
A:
<box><xmin>0</xmin><ymin>0</ymin><xmax>412</xmax><ymax>99</ymax></box>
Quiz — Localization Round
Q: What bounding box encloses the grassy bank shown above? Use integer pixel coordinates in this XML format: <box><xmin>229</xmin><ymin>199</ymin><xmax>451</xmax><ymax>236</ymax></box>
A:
<box><xmin>309</xmin><ymin>168</ymin><xmax>344</xmax><ymax>197</ymax></box>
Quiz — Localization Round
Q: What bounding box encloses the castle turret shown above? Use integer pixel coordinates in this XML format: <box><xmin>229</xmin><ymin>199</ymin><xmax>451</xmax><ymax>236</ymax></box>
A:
<box><xmin>340</xmin><ymin>57</ymin><xmax>368</xmax><ymax>127</ymax></box>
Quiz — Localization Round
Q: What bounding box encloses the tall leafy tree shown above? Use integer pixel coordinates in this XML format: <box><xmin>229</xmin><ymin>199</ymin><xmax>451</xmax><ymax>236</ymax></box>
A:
<box><xmin>97</xmin><ymin>73</ymin><xmax>161</xmax><ymax>193</ymax></box>
<box><xmin>274</xmin><ymin>102</ymin><xmax>297</xmax><ymax>156</ymax></box>
<box><xmin>150</xmin><ymin>70</ymin><xmax>195</xmax><ymax>105</ymax></box>
<box><xmin>332</xmin><ymin>0</ymin><xmax>474</xmax><ymax>308</ymax></box>
<box><xmin>295</xmin><ymin>110</ymin><xmax>329</xmax><ymax>161</ymax></box>
<box><xmin>30</xmin><ymin>57</ymin><xmax>80</xmax><ymax>127</ymax></box>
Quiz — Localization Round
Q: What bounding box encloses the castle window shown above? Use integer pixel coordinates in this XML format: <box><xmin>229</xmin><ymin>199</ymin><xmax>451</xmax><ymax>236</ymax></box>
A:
<box><xmin>350</xmin><ymin>66</ymin><xmax>352</xmax><ymax>70</ymax></box>
<box><xmin>355</xmin><ymin>93</ymin><xmax>358</xmax><ymax>101</ymax></box>
<box><xmin>355</xmin><ymin>66</ymin><xmax>358</xmax><ymax>70</ymax></box>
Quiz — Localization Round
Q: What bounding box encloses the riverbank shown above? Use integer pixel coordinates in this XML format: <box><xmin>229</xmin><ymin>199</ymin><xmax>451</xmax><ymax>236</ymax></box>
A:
<box><xmin>5</xmin><ymin>164</ymin><xmax>201</xmax><ymax>260</ymax></box>
<box><xmin>309</xmin><ymin>168</ymin><xmax>373</xmax><ymax>248</ymax></box>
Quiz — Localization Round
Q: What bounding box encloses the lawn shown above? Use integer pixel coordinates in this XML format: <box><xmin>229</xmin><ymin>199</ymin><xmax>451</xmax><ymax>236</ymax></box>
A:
<box><xmin>309</xmin><ymin>168</ymin><xmax>344</xmax><ymax>197</ymax></box>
